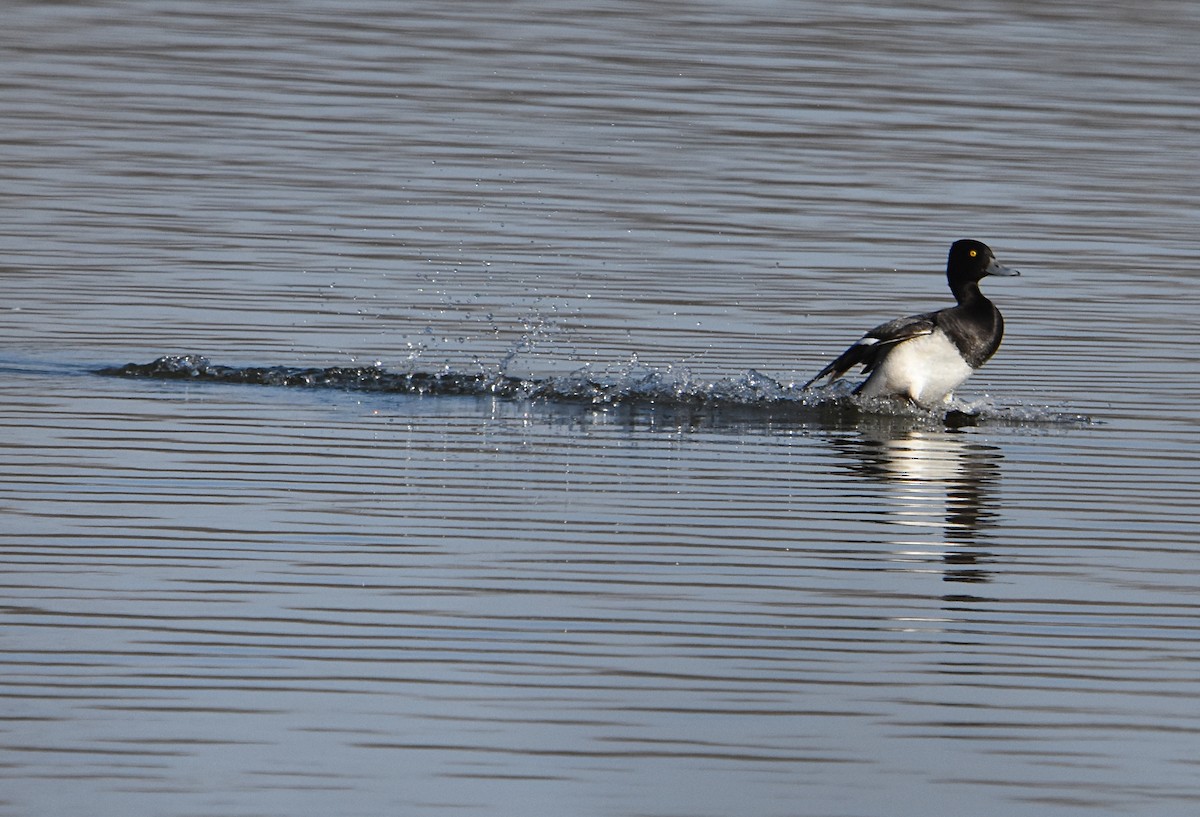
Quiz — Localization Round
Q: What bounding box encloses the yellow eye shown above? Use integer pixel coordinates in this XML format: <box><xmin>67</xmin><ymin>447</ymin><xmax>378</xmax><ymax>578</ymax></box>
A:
<box><xmin>969</xmin><ymin>250</ymin><xmax>978</xmax><ymax>257</ymax></box>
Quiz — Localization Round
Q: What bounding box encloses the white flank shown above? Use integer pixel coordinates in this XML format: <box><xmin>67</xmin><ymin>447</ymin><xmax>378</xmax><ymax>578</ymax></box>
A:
<box><xmin>856</xmin><ymin>330</ymin><xmax>974</xmax><ymax>407</ymax></box>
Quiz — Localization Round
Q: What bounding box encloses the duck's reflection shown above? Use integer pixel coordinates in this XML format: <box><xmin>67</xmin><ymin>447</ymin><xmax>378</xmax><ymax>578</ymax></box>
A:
<box><xmin>832</xmin><ymin>420</ymin><xmax>1003</xmax><ymax>584</ymax></box>
<box><xmin>546</xmin><ymin>399</ymin><xmax>1005</xmax><ymax>584</ymax></box>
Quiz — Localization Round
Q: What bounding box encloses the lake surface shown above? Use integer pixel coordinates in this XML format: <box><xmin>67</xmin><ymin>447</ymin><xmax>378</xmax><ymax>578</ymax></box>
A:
<box><xmin>2</xmin><ymin>2</ymin><xmax>1199</xmax><ymax>815</ymax></box>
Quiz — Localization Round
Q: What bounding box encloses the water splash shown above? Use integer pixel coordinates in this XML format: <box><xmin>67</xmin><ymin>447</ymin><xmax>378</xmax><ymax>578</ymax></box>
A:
<box><xmin>97</xmin><ymin>354</ymin><xmax>1093</xmax><ymax>429</ymax></box>
<box><xmin>98</xmin><ymin>355</ymin><xmax>799</xmax><ymax>407</ymax></box>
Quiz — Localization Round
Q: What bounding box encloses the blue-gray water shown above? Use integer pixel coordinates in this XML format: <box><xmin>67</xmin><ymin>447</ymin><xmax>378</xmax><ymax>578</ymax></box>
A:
<box><xmin>2</xmin><ymin>2</ymin><xmax>1199</xmax><ymax>816</ymax></box>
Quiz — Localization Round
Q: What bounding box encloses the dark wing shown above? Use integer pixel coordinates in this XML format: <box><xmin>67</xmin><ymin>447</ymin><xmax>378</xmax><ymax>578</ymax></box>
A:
<box><xmin>802</xmin><ymin>311</ymin><xmax>938</xmax><ymax>389</ymax></box>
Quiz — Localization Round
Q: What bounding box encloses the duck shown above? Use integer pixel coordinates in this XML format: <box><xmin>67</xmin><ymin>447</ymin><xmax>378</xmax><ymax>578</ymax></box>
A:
<box><xmin>802</xmin><ymin>239</ymin><xmax>1019</xmax><ymax>407</ymax></box>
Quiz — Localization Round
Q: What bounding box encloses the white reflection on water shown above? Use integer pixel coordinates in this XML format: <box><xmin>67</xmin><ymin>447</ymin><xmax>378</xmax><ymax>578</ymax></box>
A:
<box><xmin>824</xmin><ymin>423</ymin><xmax>1004</xmax><ymax>587</ymax></box>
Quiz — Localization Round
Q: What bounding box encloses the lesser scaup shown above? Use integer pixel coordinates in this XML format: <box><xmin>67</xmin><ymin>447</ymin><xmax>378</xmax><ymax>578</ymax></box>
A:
<box><xmin>803</xmin><ymin>239</ymin><xmax>1019</xmax><ymax>407</ymax></box>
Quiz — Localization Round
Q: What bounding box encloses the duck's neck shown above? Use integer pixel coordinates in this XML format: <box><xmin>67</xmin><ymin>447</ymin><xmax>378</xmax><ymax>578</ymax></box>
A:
<box><xmin>950</xmin><ymin>277</ymin><xmax>985</xmax><ymax>306</ymax></box>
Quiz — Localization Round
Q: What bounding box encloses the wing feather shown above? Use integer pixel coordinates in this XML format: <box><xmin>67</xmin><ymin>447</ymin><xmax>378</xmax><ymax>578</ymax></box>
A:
<box><xmin>803</xmin><ymin>311</ymin><xmax>938</xmax><ymax>389</ymax></box>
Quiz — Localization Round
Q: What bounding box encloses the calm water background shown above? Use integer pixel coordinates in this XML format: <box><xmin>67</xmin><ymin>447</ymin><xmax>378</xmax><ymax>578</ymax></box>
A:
<box><xmin>2</xmin><ymin>2</ymin><xmax>1199</xmax><ymax>815</ymax></box>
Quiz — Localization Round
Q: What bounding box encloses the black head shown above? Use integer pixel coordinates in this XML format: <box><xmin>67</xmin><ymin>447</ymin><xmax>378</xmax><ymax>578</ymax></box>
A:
<box><xmin>947</xmin><ymin>239</ymin><xmax>1019</xmax><ymax>282</ymax></box>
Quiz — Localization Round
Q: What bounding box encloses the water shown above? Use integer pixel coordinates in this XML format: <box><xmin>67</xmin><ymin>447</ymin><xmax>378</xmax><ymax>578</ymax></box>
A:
<box><xmin>2</xmin><ymin>1</ymin><xmax>1199</xmax><ymax>815</ymax></box>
